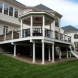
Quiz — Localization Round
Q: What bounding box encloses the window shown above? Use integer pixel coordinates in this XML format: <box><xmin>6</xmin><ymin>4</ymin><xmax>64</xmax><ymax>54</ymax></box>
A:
<box><xmin>14</xmin><ymin>8</ymin><xmax>18</xmax><ymax>18</ymax></box>
<box><xmin>9</xmin><ymin>6</ymin><xmax>13</xmax><ymax>16</ymax></box>
<box><xmin>74</xmin><ymin>34</ymin><xmax>78</xmax><ymax>39</ymax></box>
<box><xmin>4</xmin><ymin>4</ymin><xmax>9</xmax><ymax>15</ymax></box>
<box><xmin>55</xmin><ymin>19</ymin><xmax>59</xmax><ymax>27</ymax></box>
<box><xmin>3</xmin><ymin>26</ymin><xmax>8</xmax><ymax>34</ymax></box>
<box><xmin>0</xmin><ymin>2</ymin><xmax>3</xmax><ymax>13</ymax></box>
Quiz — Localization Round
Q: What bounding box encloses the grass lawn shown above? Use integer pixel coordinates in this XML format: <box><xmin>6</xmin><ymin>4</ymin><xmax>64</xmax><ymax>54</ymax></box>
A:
<box><xmin>0</xmin><ymin>54</ymin><xmax>78</xmax><ymax>78</ymax></box>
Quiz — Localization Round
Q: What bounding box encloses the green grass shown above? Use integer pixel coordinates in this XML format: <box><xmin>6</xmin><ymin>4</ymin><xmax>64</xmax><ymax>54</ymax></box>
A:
<box><xmin>0</xmin><ymin>54</ymin><xmax>78</xmax><ymax>78</ymax></box>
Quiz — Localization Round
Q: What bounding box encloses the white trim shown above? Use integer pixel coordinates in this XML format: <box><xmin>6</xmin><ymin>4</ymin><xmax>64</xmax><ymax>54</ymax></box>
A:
<box><xmin>0</xmin><ymin>36</ymin><xmax>72</xmax><ymax>45</ymax></box>
<box><xmin>42</xmin><ymin>39</ymin><xmax>54</xmax><ymax>44</ymax></box>
<box><xmin>19</xmin><ymin>12</ymin><xmax>54</xmax><ymax>19</ymax></box>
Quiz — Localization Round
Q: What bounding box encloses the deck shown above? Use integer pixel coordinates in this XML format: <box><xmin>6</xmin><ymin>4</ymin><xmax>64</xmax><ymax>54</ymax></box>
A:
<box><xmin>0</xmin><ymin>28</ymin><xmax>71</xmax><ymax>44</ymax></box>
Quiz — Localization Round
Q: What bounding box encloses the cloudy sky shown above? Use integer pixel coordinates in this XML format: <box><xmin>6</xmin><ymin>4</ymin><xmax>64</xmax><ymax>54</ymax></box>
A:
<box><xmin>17</xmin><ymin>0</ymin><xmax>78</xmax><ymax>28</ymax></box>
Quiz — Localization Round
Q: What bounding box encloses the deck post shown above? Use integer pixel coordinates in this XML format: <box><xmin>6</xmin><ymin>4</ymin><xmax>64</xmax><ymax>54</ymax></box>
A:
<box><xmin>42</xmin><ymin>42</ymin><xmax>45</xmax><ymax>64</ymax></box>
<box><xmin>31</xmin><ymin>15</ymin><xmax>33</xmax><ymax>37</ymax></box>
<box><xmin>59</xmin><ymin>48</ymin><xmax>62</xmax><ymax>59</ymax></box>
<box><xmin>33</xmin><ymin>42</ymin><xmax>35</xmax><ymax>63</ymax></box>
<box><xmin>4</xmin><ymin>28</ymin><xmax>6</xmax><ymax>41</ymax></box>
<box><xmin>21</xmin><ymin>19</ymin><xmax>23</xmax><ymax>38</ymax></box>
<box><xmin>14</xmin><ymin>45</ymin><xmax>16</xmax><ymax>56</ymax></box>
<box><xmin>51</xmin><ymin>21</ymin><xmax>55</xmax><ymax>38</ymax></box>
<box><xmin>52</xmin><ymin>44</ymin><xmax>54</xmax><ymax>62</ymax></box>
<box><xmin>42</xmin><ymin>15</ymin><xmax>45</xmax><ymax>37</ymax></box>
<box><xmin>48</xmin><ymin>45</ymin><xmax>51</xmax><ymax>61</ymax></box>
<box><xmin>67</xmin><ymin>48</ymin><xmax>69</xmax><ymax>58</ymax></box>
<box><xmin>12</xmin><ymin>31</ymin><xmax>13</xmax><ymax>40</ymax></box>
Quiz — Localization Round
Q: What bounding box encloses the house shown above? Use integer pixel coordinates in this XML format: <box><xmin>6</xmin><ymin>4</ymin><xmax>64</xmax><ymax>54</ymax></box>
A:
<box><xmin>0</xmin><ymin>0</ymin><xmax>77</xmax><ymax>64</ymax></box>
<box><xmin>62</xmin><ymin>25</ymin><xmax>78</xmax><ymax>50</ymax></box>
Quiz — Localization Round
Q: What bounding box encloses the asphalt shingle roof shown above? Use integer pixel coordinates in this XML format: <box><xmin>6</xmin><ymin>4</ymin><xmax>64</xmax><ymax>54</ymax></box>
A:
<box><xmin>35</xmin><ymin>4</ymin><xmax>53</xmax><ymax>11</ymax></box>
<box><xmin>62</xmin><ymin>25</ymin><xmax>78</xmax><ymax>33</ymax></box>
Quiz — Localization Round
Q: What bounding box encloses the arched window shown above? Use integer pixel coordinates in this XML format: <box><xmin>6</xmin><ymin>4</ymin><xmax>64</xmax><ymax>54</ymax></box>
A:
<box><xmin>74</xmin><ymin>34</ymin><xmax>78</xmax><ymax>39</ymax></box>
<box><xmin>55</xmin><ymin>18</ymin><xmax>59</xmax><ymax>27</ymax></box>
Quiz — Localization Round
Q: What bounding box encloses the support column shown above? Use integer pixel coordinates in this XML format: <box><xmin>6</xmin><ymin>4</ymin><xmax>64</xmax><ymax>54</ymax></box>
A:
<box><xmin>42</xmin><ymin>15</ymin><xmax>45</xmax><ymax>37</ymax></box>
<box><xmin>51</xmin><ymin>21</ymin><xmax>55</xmax><ymax>38</ymax></box>
<box><xmin>33</xmin><ymin>42</ymin><xmax>35</xmax><ymax>63</ymax></box>
<box><xmin>4</xmin><ymin>28</ymin><xmax>6</xmax><ymax>41</ymax></box>
<box><xmin>52</xmin><ymin>44</ymin><xmax>54</xmax><ymax>62</ymax></box>
<box><xmin>21</xmin><ymin>19</ymin><xmax>23</xmax><ymax>38</ymax></box>
<box><xmin>59</xmin><ymin>47</ymin><xmax>62</xmax><ymax>59</ymax></box>
<box><xmin>48</xmin><ymin>45</ymin><xmax>51</xmax><ymax>61</ymax></box>
<box><xmin>14</xmin><ymin>45</ymin><xmax>16</xmax><ymax>56</ymax></box>
<box><xmin>31</xmin><ymin>15</ymin><xmax>33</xmax><ymax>37</ymax></box>
<box><xmin>42</xmin><ymin>42</ymin><xmax>45</xmax><ymax>64</ymax></box>
<box><xmin>67</xmin><ymin>48</ymin><xmax>69</xmax><ymax>58</ymax></box>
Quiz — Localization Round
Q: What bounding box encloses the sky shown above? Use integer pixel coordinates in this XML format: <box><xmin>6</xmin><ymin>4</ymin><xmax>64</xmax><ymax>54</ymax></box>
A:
<box><xmin>17</xmin><ymin>0</ymin><xmax>78</xmax><ymax>28</ymax></box>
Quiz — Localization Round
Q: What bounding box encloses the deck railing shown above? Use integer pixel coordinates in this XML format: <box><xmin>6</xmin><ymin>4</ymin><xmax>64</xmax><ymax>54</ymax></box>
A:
<box><xmin>55</xmin><ymin>31</ymin><xmax>71</xmax><ymax>42</ymax></box>
<box><xmin>0</xmin><ymin>28</ymin><xmax>71</xmax><ymax>42</ymax></box>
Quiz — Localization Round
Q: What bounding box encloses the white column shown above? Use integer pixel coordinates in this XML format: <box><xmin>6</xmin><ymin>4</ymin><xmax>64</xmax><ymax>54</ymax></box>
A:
<box><xmin>51</xmin><ymin>21</ymin><xmax>55</xmax><ymax>38</ymax></box>
<box><xmin>14</xmin><ymin>45</ymin><xmax>16</xmax><ymax>56</ymax></box>
<box><xmin>52</xmin><ymin>44</ymin><xmax>54</xmax><ymax>62</ymax></box>
<box><xmin>59</xmin><ymin>48</ymin><xmax>62</xmax><ymax>59</ymax></box>
<box><xmin>33</xmin><ymin>42</ymin><xmax>35</xmax><ymax>63</ymax></box>
<box><xmin>2</xmin><ymin>3</ymin><xmax>4</xmax><ymax>14</ymax></box>
<box><xmin>21</xmin><ymin>19</ymin><xmax>23</xmax><ymax>38</ymax></box>
<box><xmin>67</xmin><ymin>48</ymin><xmax>69</xmax><ymax>58</ymax></box>
<box><xmin>31</xmin><ymin>15</ymin><xmax>33</xmax><ymax>37</ymax></box>
<box><xmin>48</xmin><ymin>45</ymin><xmax>51</xmax><ymax>61</ymax></box>
<box><xmin>43</xmin><ymin>15</ymin><xmax>45</xmax><ymax>37</ymax></box>
<box><xmin>4</xmin><ymin>28</ymin><xmax>6</xmax><ymax>41</ymax></box>
<box><xmin>12</xmin><ymin>31</ymin><xmax>14</xmax><ymax>40</ymax></box>
<box><xmin>42</xmin><ymin>42</ymin><xmax>45</xmax><ymax>64</ymax></box>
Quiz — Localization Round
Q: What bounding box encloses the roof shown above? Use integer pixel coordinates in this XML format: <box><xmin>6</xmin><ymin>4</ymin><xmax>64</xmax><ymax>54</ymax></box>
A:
<box><xmin>62</xmin><ymin>25</ymin><xmax>78</xmax><ymax>33</ymax></box>
<box><xmin>34</xmin><ymin>4</ymin><xmax>62</xmax><ymax>18</ymax></box>
<box><xmin>13</xmin><ymin>0</ymin><xmax>26</xmax><ymax>6</ymax></box>
<box><xmin>35</xmin><ymin>4</ymin><xmax>53</xmax><ymax>11</ymax></box>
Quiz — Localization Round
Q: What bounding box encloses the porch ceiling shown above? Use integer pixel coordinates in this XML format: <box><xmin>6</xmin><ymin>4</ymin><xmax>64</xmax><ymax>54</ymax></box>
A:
<box><xmin>19</xmin><ymin>12</ymin><xmax>55</xmax><ymax>26</ymax></box>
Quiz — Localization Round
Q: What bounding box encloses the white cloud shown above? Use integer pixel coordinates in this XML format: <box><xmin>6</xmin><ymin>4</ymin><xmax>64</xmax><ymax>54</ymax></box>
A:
<box><xmin>17</xmin><ymin>0</ymin><xmax>78</xmax><ymax>27</ymax></box>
